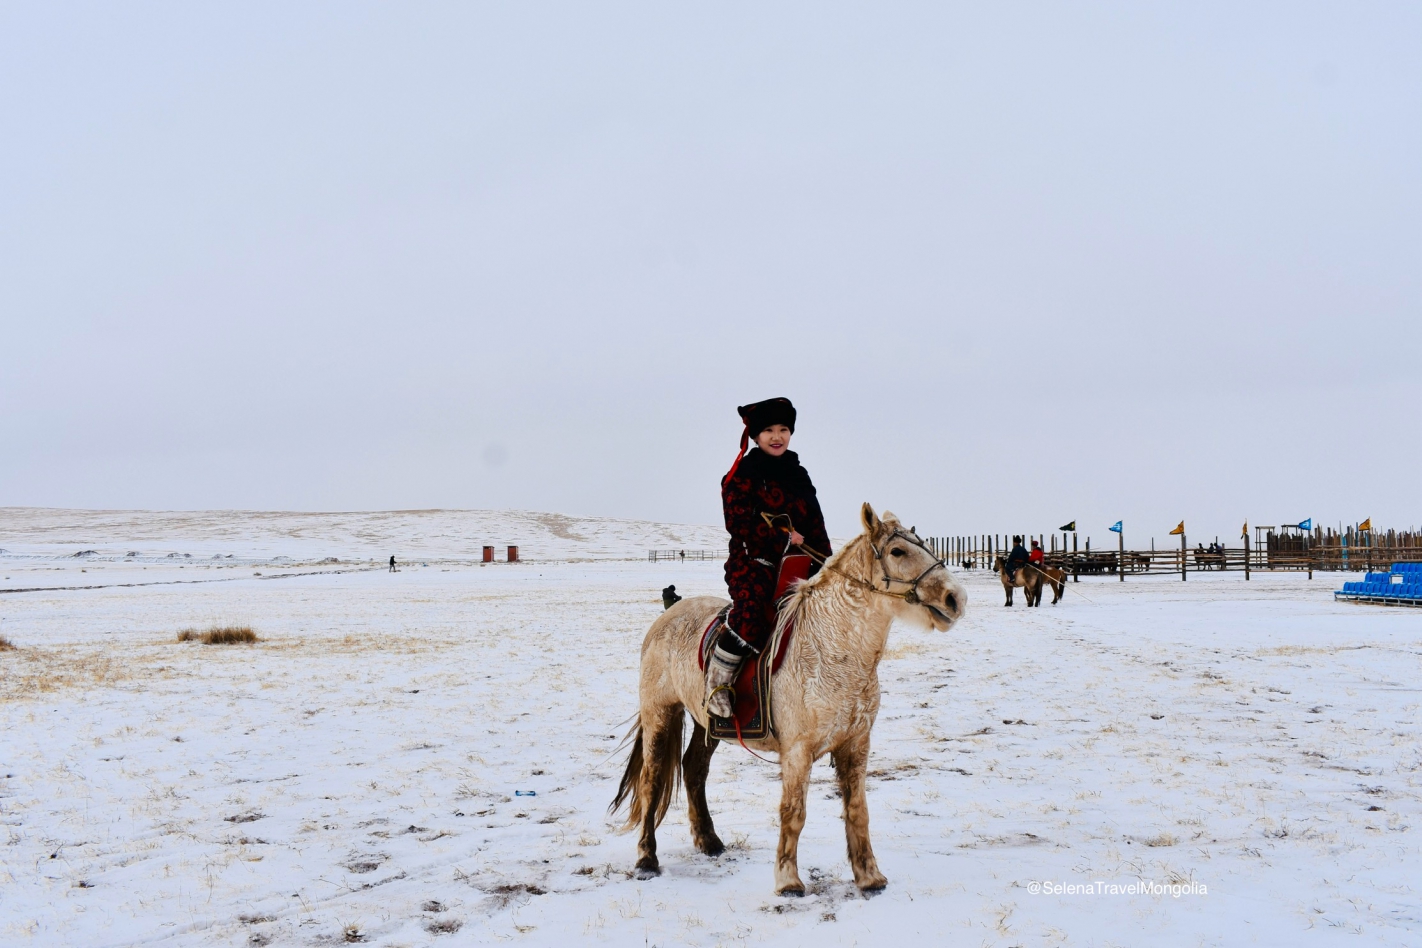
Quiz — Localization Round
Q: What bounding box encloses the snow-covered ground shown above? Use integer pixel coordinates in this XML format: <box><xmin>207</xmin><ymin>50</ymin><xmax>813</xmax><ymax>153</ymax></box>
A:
<box><xmin>1</xmin><ymin>510</ymin><xmax>1419</xmax><ymax>946</ymax></box>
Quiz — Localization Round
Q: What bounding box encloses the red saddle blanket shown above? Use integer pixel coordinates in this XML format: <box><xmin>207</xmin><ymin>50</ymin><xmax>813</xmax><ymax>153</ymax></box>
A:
<box><xmin>698</xmin><ymin>554</ymin><xmax>811</xmax><ymax>741</ymax></box>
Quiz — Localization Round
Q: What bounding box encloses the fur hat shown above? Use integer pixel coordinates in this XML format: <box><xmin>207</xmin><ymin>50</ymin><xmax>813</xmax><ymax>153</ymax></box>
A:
<box><xmin>738</xmin><ymin>397</ymin><xmax>796</xmax><ymax>437</ymax></box>
<box><xmin>724</xmin><ymin>397</ymin><xmax>797</xmax><ymax>484</ymax></box>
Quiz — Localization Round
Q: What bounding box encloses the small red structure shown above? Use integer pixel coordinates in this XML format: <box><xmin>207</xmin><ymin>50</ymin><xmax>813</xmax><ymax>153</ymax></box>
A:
<box><xmin>482</xmin><ymin>546</ymin><xmax>494</xmax><ymax>563</ymax></box>
<box><xmin>507</xmin><ymin>545</ymin><xmax>519</xmax><ymax>563</ymax></box>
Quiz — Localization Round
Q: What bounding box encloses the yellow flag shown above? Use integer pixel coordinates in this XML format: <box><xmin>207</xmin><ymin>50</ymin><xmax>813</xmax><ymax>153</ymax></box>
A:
<box><xmin>1169</xmin><ymin>521</ymin><xmax>1185</xmax><ymax>536</ymax></box>
<box><xmin>1241</xmin><ymin>521</ymin><xmax>1248</xmax><ymax>538</ymax></box>
<box><xmin>1359</xmin><ymin>518</ymin><xmax>1372</xmax><ymax>532</ymax></box>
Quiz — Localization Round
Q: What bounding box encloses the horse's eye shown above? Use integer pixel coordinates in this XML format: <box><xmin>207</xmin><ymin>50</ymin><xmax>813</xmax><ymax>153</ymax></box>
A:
<box><xmin>890</xmin><ymin>548</ymin><xmax>906</xmax><ymax>557</ymax></box>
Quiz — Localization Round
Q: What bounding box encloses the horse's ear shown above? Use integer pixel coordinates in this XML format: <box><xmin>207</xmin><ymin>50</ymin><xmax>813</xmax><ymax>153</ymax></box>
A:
<box><xmin>861</xmin><ymin>503</ymin><xmax>880</xmax><ymax>534</ymax></box>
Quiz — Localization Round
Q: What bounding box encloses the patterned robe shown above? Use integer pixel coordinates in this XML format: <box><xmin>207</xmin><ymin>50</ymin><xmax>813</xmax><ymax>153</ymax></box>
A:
<box><xmin>720</xmin><ymin>448</ymin><xmax>832</xmax><ymax>653</ymax></box>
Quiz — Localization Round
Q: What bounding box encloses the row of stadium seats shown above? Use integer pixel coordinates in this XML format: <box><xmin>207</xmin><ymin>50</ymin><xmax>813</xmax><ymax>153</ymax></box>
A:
<box><xmin>1337</xmin><ymin>563</ymin><xmax>1422</xmax><ymax>605</ymax></box>
<box><xmin>1341</xmin><ymin>581</ymin><xmax>1422</xmax><ymax>598</ymax></box>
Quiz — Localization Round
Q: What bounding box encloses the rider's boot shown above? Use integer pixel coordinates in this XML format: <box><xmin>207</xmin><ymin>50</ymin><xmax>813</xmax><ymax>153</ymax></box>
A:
<box><xmin>705</xmin><ymin>631</ymin><xmax>748</xmax><ymax>718</ymax></box>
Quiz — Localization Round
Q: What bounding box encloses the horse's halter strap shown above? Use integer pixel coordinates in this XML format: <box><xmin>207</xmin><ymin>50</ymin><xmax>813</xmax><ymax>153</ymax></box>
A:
<box><xmin>759</xmin><ymin>512</ymin><xmax>949</xmax><ymax>606</ymax></box>
<box><xmin>864</xmin><ymin>526</ymin><xmax>952</xmax><ymax>605</ymax></box>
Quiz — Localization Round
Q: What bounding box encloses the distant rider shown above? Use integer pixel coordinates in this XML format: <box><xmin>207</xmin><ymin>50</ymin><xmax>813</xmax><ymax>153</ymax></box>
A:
<box><xmin>1005</xmin><ymin>535</ymin><xmax>1030</xmax><ymax>581</ymax></box>
<box><xmin>705</xmin><ymin>398</ymin><xmax>832</xmax><ymax>718</ymax></box>
<box><xmin>1029</xmin><ymin>539</ymin><xmax>1044</xmax><ymax>565</ymax></box>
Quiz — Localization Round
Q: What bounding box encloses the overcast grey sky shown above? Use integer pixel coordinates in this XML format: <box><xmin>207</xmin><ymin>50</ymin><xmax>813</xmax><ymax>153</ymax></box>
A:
<box><xmin>2</xmin><ymin>3</ymin><xmax>1418</xmax><ymax>544</ymax></box>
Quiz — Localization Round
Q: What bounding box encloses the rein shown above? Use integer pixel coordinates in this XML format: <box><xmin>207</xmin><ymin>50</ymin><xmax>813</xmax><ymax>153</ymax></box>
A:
<box><xmin>758</xmin><ymin>512</ymin><xmax>950</xmax><ymax>608</ymax></box>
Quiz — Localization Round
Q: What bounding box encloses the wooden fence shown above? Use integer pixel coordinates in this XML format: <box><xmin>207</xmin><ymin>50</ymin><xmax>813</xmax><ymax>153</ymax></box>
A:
<box><xmin>923</xmin><ymin>528</ymin><xmax>1422</xmax><ymax>580</ymax></box>
<box><xmin>648</xmin><ymin>549</ymin><xmax>723</xmax><ymax>562</ymax></box>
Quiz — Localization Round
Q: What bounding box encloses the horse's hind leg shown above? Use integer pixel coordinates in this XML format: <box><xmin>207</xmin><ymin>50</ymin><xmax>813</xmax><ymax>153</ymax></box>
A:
<box><xmin>832</xmin><ymin>733</ymin><xmax>887</xmax><ymax>892</ymax></box>
<box><xmin>633</xmin><ymin>704</ymin><xmax>684</xmax><ymax>879</ymax></box>
<box><xmin>683</xmin><ymin>720</ymin><xmax>723</xmax><ymax>856</ymax></box>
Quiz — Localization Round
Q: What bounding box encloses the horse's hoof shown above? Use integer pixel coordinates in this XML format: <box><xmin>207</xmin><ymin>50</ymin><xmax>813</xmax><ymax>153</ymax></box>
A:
<box><xmin>776</xmin><ymin>884</ymin><xmax>806</xmax><ymax>898</ymax></box>
<box><xmin>858</xmin><ymin>879</ymin><xmax>888</xmax><ymax>895</ymax></box>
<box><xmin>634</xmin><ymin>865</ymin><xmax>660</xmax><ymax>881</ymax></box>
<box><xmin>697</xmin><ymin>836</ymin><xmax>726</xmax><ymax>857</ymax></box>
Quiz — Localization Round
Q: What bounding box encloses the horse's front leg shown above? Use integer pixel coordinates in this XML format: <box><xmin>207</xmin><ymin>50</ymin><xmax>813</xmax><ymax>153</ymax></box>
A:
<box><xmin>774</xmin><ymin>742</ymin><xmax>813</xmax><ymax>895</ymax></box>
<box><xmin>832</xmin><ymin>733</ymin><xmax>887</xmax><ymax>891</ymax></box>
<box><xmin>1004</xmin><ymin>583</ymin><xmax>1013</xmax><ymax>607</ymax></box>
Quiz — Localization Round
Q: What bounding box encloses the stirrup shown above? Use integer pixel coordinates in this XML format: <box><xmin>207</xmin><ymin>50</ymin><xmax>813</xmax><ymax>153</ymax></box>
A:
<box><xmin>706</xmin><ymin>683</ymin><xmax>736</xmax><ymax>717</ymax></box>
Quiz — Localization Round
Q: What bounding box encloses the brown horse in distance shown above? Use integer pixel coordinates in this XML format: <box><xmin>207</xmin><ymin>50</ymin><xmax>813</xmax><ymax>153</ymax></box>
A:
<box><xmin>995</xmin><ymin>554</ymin><xmax>1044</xmax><ymax>606</ymax></box>
<box><xmin>1036</xmin><ymin>564</ymin><xmax>1066</xmax><ymax>604</ymax></box>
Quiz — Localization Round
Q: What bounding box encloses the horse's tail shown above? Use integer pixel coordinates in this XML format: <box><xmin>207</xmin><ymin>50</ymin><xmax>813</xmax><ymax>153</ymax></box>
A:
<box><xmin>608</xmin><ymin>709</ymin><xmax>685</xmax><ymax>832</ymax></box>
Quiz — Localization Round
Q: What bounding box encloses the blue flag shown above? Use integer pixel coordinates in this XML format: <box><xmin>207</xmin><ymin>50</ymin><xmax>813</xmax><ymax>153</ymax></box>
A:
<box><xmin>1109</xmin><ymin>521</ymin><xmax>1122</xmax><ymax>533</ymax></box>
<box><xmin>1297</xmin><ymin>518</ymin><xmax>1312</xmax><ymax>531</ymax></box>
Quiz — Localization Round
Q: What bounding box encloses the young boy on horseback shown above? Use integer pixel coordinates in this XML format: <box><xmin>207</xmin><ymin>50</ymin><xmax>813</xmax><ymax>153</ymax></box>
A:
<box><xmin>705</xmin><ymin>397</ymin><xmax>832</xmax><ymax>717</ymax></box>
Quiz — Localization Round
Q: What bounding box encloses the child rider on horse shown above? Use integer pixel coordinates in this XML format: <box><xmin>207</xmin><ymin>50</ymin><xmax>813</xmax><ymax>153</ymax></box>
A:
<box><xmin>706</xmin><ymin>397</ymin><xmax>833</xmax><ymax>717</ymax></box>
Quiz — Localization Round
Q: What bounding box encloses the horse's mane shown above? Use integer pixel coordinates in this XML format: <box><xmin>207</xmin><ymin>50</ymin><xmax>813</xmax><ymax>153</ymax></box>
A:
<box><xmin>771</xmin><ymin>529</ymin><xmax>875</xmax><ymax>644</ymax></box>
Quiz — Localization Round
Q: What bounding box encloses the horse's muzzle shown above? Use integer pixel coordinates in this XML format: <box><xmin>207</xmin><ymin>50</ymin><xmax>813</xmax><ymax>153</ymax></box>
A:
<box><xmin>926</xmin><ymin>591</ymin><xmax>961</xmax><ymax>627</ymax></box>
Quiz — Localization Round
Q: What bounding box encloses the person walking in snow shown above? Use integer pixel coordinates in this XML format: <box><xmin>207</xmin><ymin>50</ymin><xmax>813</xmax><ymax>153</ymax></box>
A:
<box><xmin>389</xmin><ymin>555</ymin><xmax>396</xmax><ymax>572</ymax></box>
<box><xmin>705</xmin><ymin>397</ymin><xmax>832</xmax><ymax>718</ymax></box>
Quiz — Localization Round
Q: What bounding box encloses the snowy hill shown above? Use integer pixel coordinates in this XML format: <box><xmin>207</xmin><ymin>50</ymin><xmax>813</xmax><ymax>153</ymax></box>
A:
<box><xmin>0</xmin><ymin>507</ymin><xmax>730</xmax><ymax>562</ymax></box>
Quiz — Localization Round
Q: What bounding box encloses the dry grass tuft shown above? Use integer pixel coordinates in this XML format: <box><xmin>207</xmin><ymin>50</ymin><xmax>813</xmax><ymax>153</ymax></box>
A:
<box><xmin>0</xmin><ymin>634</ymin><xmax>15</xmax><ymax>651</ymax></box>
<box><xmin>0</xmin><ymin>647</ymin><xmax>132</xmax><ymax>699</ymax></box>
<box><xmin>179</xmin><ymin>625</ymin><xmax>259</xmax><ymax>645</ymax></box>
<box><xmin>203</xmin><ymin>626</ymin><xmax>258</xmax><ymax>645</ymax></box>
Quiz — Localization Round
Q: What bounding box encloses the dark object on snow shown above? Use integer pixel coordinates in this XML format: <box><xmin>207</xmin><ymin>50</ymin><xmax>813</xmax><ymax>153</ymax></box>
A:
<box><xmin>389</xmin><ymin>555</ymin><xmax>396</xmax><ymax>572</ymax></box>
<box><xmin>662</xmin><ymin>585</ymin><xmax>681</xmax><ymax>610</ymax></box>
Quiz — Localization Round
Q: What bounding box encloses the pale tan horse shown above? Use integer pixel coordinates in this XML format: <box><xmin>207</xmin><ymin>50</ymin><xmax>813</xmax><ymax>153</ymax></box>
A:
<box><xmin>611</xmin><ymin>504</ymin><xmax>966</xmax><ymax>895</ymax></box>
<box><xmin>995</xmin><ymin>554</ymin><xmax>1044</xmax><ymax>606</ymax></box>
